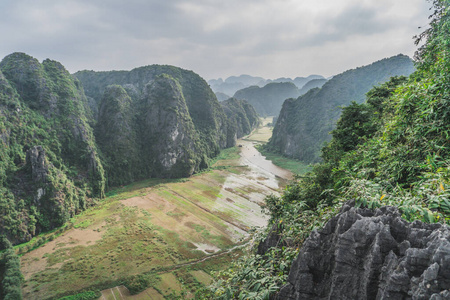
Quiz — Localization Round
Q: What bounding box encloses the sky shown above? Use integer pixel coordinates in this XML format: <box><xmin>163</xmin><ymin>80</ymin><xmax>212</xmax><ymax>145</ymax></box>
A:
<box><xmin>0</xmin><ymin>0</ymin><xmax>432</xmax><ymax>80</ymax></box>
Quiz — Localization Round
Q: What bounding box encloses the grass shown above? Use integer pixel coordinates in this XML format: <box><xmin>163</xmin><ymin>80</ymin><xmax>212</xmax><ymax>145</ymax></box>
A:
<box><xmin>21</xmin><ymin>172</ymin><xmax>267</xmax><ymax>298</ymax></box>
<box><xmin>20</xmin><ymin>118</ymin><xmax>292</xmax><ymax>299</ymax></box>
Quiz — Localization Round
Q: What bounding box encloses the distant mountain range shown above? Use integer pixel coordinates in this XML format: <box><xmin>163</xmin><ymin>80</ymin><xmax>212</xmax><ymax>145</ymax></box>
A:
<box><xmin>208</xmin><ymin>74</ymin><xmax>325</xmax><ymax>96</ymax></box>
<box><xmin>233</xmin><ymin>82</ymin><xmax>301</xmax><ymax>117</ymax></box>
<box><xmin>212</xmin><ymin>75</ymin><xmax>328</xmax><ymax>117</ymax></box>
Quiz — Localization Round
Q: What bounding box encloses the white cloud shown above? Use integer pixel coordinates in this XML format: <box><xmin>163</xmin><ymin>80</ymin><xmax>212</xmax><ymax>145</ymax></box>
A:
<box><xmin>0</xmin><ymin>0</ymin><xmax>432</xmax><ymax>79</ymax></box>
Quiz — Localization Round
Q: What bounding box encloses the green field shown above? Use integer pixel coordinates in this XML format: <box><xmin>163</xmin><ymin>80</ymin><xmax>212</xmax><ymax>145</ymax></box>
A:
<box><xmin>17</xmin><ymin>117</ymin><xmax>296</xmax><ymax>299</ymax></box>
<box><xmin>19</xmin><ymin>141</ymin><xmax>281</xmax><ymax>299</ymax></box>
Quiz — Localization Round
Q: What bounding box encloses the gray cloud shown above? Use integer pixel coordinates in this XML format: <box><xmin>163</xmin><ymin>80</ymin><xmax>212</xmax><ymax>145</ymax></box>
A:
<box><xmin>0</xmin><ymin>0</ymin><xmax>432</xmax><ymax>79</ymax></box>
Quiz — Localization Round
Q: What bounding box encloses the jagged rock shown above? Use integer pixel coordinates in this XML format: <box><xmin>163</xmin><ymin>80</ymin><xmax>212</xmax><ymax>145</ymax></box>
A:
<box><xmin>275</xmin><ymin>201</ymin><xmax>450</xmax><ymax>300</ymax></box>
<box><xmin>257</xmin><ymin>224</ymin><xmax>283</xmax><ymax>255</ymax></box>
<box><xmin>26</xmin><ymin>146</ymin><xmax>48</xmax><ymax>183</ymax></box>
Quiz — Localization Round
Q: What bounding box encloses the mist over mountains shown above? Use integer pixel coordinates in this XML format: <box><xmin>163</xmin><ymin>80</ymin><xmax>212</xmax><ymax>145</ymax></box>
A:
<box><xmin>208</xmin><ymin>74</ymin><xmax>325</xmax><ymax>97</ymax></box>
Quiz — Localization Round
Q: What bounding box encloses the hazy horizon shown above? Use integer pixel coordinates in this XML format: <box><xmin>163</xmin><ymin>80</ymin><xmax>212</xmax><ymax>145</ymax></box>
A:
<box><xmin>0</xmin><ymin>0</ymin><xmax>431</xmax><ymax>80</ymax></box>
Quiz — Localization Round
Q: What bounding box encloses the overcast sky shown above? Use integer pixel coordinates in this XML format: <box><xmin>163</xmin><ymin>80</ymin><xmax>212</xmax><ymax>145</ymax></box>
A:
<box><xmin>0</xmin><ymin>0</ymin><xmax>432</xmax><ymax>80</ymax></box>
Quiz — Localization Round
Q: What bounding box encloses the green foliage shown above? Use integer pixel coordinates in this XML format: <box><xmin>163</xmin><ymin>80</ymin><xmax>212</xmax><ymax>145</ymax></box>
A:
<box><xmin>124</xmin><ymin>273</ymin><xmax>162</xmax><ymax>295</ymax></box>
<box><xmin>268</xmin><ymin>54</ymin><xmax>415</xmax><ymax>163</ymax></box>
<box><xmin>1</xmin><ymin>238</ymin><xmax>23</xmax><ymax>300</ymax></box>
<box><xmin>95</xmin><ymin>85</ymin><xmax>142</xmax><ymax>186</ymax></box>
<box><xmin>214</xmin><ymin>3</ymin><xmax>450</xmax><ymax>296</ymax></box>
<box><xmin>211</xmin><ymin>245</ymin><xmax>298</xmax><ymax>299</ymax></box>
<box><xmin>0</xmin><ymin>53</ymin><xmax>105</xmax><ymax>243</ymax></box>
<box><xmin>57</xmin><ymin>291</ymin><xmax>100</xmax><ymax>300</ymax></box>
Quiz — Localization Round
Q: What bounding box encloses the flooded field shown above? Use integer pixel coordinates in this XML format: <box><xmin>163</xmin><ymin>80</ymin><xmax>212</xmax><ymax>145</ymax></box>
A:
<box><xmin>20</xmin><ymin>119</ymin><xmax>293</xmax><ymax>299</ymax></box>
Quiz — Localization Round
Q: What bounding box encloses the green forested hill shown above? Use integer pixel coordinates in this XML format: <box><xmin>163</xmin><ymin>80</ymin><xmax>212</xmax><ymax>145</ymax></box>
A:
<box><xmin>75</xmin><ymin>66</ymin><xmax>261</xmax><ymax>183</ymax></box>
<box><xmin>268</xmin><ymin>54</ymin><xmax>415</xmax><ymax>162</ymax></box>
<box><xmin>0</xmin><ymin>53</ymin><xmax>105</xmax><ymax>244</ymax></box>
<box><xmin>210</xmin><ymin>1</ymin><xmax>450</xmax><ymax>298</ymax></box>
<box><xmin>74</xmin><ymin>66</ymin><xmax>230</xmax><ymax>159</ymax></box>
<box><xmin>233</xmin><ymin>82</ymin><xmax>300</xmax><ymax>116</ymax></box>
<box><xmin>0</xmin><ymin>55</ymin><xmax>260</xmax><ymax>247</ymax></box>
<box><xmin>221</xmin><ymin>98</ymin><xmax>260</xmax><ymax>145</ymax></box>
<box><xmin>298</xmin><ymin>78</ymin><xmax>327</xmax><ymax>95</ymax></box>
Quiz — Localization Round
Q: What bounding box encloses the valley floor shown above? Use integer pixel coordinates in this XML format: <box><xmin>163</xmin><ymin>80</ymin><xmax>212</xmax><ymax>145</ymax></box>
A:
<box><xmin>20</xmin><ymin>119</ymin><xmax>292</xmax><ymax>299</ymax></box>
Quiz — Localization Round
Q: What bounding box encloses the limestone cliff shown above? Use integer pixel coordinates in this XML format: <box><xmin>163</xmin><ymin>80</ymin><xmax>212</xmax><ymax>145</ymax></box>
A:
<box><xmin>142</xmin><ymin>75</ymin><xmax>204</xmax><ymax>177</ymax></box>
<box><xmin>268</xmin><ymin>54</ymin><xmax>415</xmax><ymax>163</ymax></box>
<box><xmin>95</xmin><ymin>85</ymin><xmax>141</xmax><ymax>185</ymax></box>
<box><xmin>233</xmin><ymin>82</ymin><xmax>300</xmax><ymax>117</ymax></box>
<box><xmin>74</xmin><ymin>65</ymin><xmax>230</xmax><ymax>157</ymax></box>
<box><xmin>0</xmin><ymin>53</ymin><xmax>105</xmax><ymax>243</ymax></box>
<box><xmin>221</xmin><ymin>98</ymin><xmax>260</xmax><ymax>147</ymax></box>
<box><xmin>75</xmin><ymin>66</ymin><xmax>259</xmax><ymax>180</ymax></box>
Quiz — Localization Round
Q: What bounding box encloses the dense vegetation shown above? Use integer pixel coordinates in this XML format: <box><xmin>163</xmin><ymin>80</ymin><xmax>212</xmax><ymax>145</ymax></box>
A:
<box><xmin>211</xmin><ymin>1</ymin><xmax>450</xmax><ymax>298</ymax></box>
<box><xmin>0</xmin><ymin>53</ymin><xmax>105</xmax><ymax>245</ymax></box>
<box><xmin>233</xmin><ymin>82</ymin><xmax>301</xmax><ymax>116</ymax></box>
<box><xmin>220</xmin><ymin>98</ymin><xmax>260</xmax><ymax>145</ymax></box>
<box><xmin>0</xmin><ymin>56</ymin><xmax>259</xmax><ymax>244</ymax></box>
<box><xmin>268</xmin><ymin>54</ymin><xmax>415</xmax><ymax>163</ymax></box>
<box><xmin>298</xmin><ymin>78</ymin><xmax>327</xmax><ymax>95</ymax></box>
<box><xmin>0</xmin><ymin>238</ymin><xmax>23</xmax><ymax>300</ymax></box>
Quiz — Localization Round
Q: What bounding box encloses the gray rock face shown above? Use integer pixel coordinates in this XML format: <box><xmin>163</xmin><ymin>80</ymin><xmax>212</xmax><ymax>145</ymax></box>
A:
<box><xmin>275</xmin><ymin>201</ymin><xmax>450</xmax><ymax>300</ymax></box>
<box><xmin>143</xmin><ymin>75</ymin><xmax>201</xmax><ymax>177</ymax></box>
<box><xmin>26</xmin><ymin>146</ymin><xmax>48</xmax><ymax>183</ymax></box>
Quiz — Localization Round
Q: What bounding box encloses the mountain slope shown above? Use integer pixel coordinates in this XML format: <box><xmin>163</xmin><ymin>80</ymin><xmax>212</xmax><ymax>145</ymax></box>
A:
<box><xmin>268</xmin><ymin>54</ymin><xmax>415</xmax><ymax>162</ymax></box>
<box><xmin>221</xmin><ymin>98</ymin><xmax>260</xmax><ymax>146</ymax></box>
<box><xmin>74</xmin><ymin>66</ymin><xmax>230</xmax><ymax>161</ymax></box>
<box><xmin>0</xmin><ymin>54</ymin><xmax>260</xmax><ymax>245</ymax></box>
<box><xmin>233</xmin><ymin>82</ymin><xmax>300</xmax><ymax>116</ymax></box>
<box><xmin>0</xmin><ymin>53</ymin><xmax>105</xmax><ymax>243</ymax></box>
<box><xmin>299</xmin><ymin>78</ymin><xmax>327</xmax><ymax>95</ymax></box>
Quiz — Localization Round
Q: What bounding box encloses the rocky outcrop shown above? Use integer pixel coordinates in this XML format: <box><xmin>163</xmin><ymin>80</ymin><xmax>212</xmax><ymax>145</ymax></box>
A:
<box><xmin>275</xmin><ymin>201</ymin><xmax>450</xmax><ymax>300</ymax></box>
<box><xmin>26</xmin><ymin>146</ymin><xmax>48</xmax><ymax>183</ymax></box>
<box><xmin>143</xmin><ymin>74</ymin><xmax>202</xmax><ymax>177</ymax></box>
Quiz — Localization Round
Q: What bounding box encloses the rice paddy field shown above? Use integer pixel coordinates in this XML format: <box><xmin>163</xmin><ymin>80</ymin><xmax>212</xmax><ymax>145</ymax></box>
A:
<box><xmin>19</xmin><ymin>118</ymin><xmax>293</xmax><ymax>299</ymax></box>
